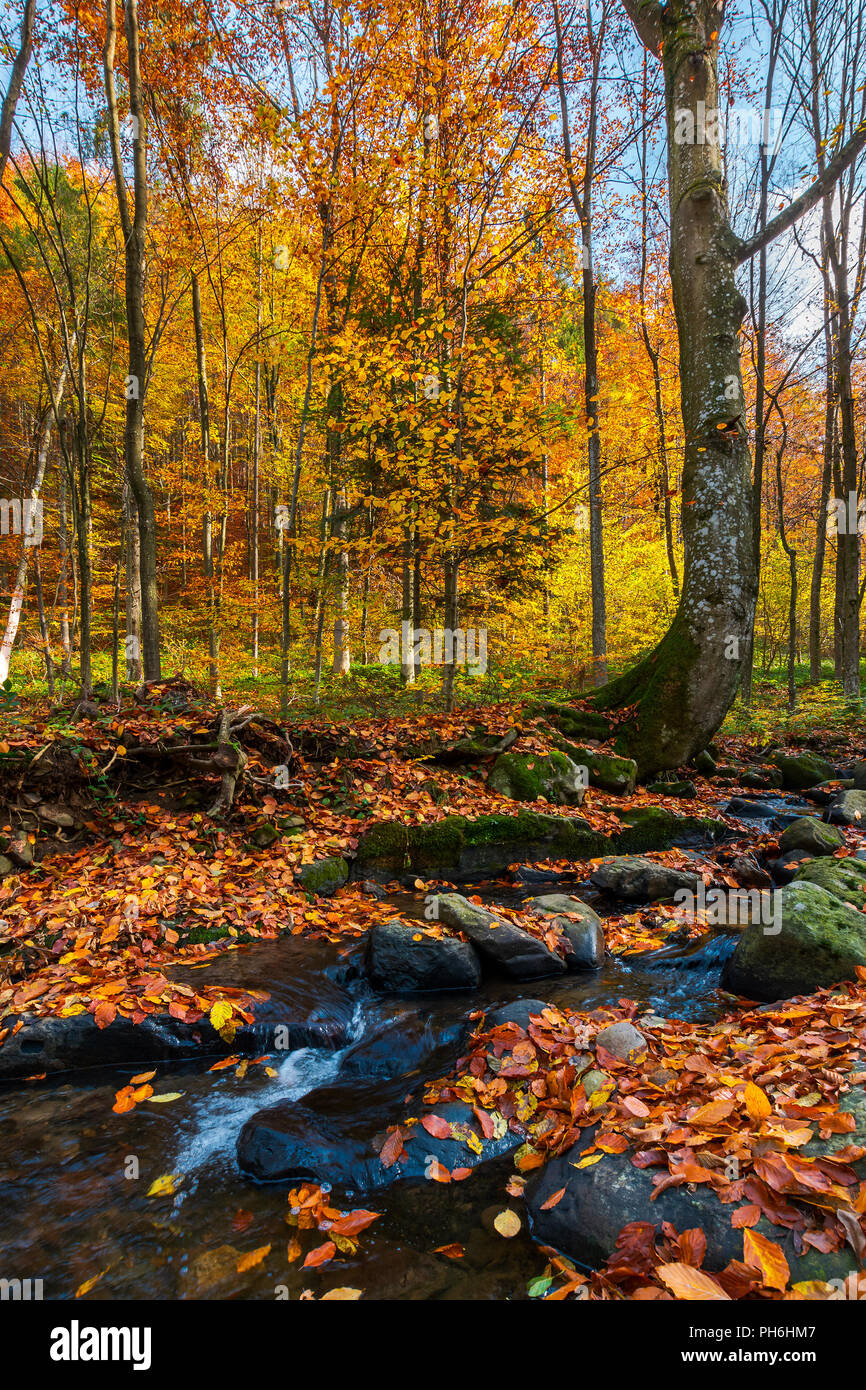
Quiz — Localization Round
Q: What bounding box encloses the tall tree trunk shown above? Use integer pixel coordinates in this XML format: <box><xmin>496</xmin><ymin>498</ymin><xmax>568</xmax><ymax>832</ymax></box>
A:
<box><xmin>103</xmin><ymin>0</ymin><xmax>160</xmax><ymax>680</ymax></box>
<box><xmin>0</xmin><ymin>360</ymin><xmax>66</xmax><ymax>682</ymax></box>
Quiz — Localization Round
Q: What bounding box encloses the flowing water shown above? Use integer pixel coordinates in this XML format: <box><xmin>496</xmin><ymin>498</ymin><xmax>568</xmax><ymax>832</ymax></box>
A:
<box><xmin>0</xmin><ymin>879</ymin><xmax>741</xmax><ymax>1302</ymax></box>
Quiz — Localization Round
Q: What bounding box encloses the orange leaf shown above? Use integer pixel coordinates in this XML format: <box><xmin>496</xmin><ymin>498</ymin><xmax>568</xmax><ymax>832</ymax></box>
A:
<box><xmin>657</xmin><ymin>1262</ymin><xmax>731</xmax><ymax>1300</ymax></box>
<box><xmin>743</xmin><ymin>1228</ymin><xmax>790</xmax><ymax>1292</ymax></box>
<box><xmin>236</xmin><ymin>1244</ymin><xmax>271</xmax><ymax>1273</ymax></box>
<box><xmin>303</xmin><ymin>1241</ymin><xmax>336</xmax><ymax>1269</ymax></box>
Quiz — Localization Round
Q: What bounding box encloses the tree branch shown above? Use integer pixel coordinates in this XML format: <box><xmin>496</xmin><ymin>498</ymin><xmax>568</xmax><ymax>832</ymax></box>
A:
<box><xmin>736</xmin><ymin>120</ymin><xmax>866</xmax><ymax>265</ymax></box>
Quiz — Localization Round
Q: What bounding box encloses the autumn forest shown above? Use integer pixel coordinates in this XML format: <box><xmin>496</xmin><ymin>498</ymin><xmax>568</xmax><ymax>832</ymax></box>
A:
<box><xmin>2</xmin><ymin>0</ymin><xmax>866</xmax><ymax>1330</ymax></box>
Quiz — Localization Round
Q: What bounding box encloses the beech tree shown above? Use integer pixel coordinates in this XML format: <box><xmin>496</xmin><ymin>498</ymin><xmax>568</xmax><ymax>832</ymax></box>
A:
<box><xmin>583</xmin><ymin>0</ymin><xmax>866</xmax><ymax>773</ymax></box>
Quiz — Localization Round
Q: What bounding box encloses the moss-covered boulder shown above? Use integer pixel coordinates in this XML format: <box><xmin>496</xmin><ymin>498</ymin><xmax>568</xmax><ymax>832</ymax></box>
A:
<box><xmin>722</xmin><ymin>881</ymin><xmax>866</xmax><ymax>1000</ymax></box>
<box><xmin>792</xmin><ymin>855</ymin><xmax>866</xmax><ymax>910</ymax></box>
<box><xmin>555</xmin><ymin>739</ymin><xmax>637</xmax><ymax>795</ymax></box>
<box><xmin>352</xmin><ymin>812</ymin><xmax>611</xmax><ymax>880</ymax></box>
<box><xmin>779</xmin><ymin>817</ymin><xmax>844</xmax><ymax>857</ymax></box>
<box><xmin>611</xmin><ymin>806</ymin><xmax>727</xmax><ymax>854</ymax></box>
<box><xmin>297</xmin><ymin>855</ymin><xmax>349</xmax><ymax>897</ymax></box>
<box><xmin>645</xmin><ymin>779</ymin><xmax>697</xmax><ymax>798</ymax></box>
<box><xmin>828</xmin><ymin>789</ymin><xmax>866</xmax><ymax>827</ymax></box>
<box><xmin>487</xmin><ymin>750</ymin><xmax>586</xmax><ymax>806</ymax></box>
<box><xmin>772</xmin><ymin>751</ymin><xmax>835</xmax><ymax>789</ymax></box>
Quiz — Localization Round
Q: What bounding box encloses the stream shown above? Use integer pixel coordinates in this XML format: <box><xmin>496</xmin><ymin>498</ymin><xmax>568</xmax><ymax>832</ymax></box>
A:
<box><xmin>0</xmin><ymin>863</ymin><xmax>746</xmax><ymax>1302</ymax></box>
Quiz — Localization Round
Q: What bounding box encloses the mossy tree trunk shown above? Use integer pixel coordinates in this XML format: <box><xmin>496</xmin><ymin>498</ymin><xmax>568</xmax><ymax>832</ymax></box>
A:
<box><xmin>585</xmin><ymin>0</ymin><xmax>866</xmax><ymax>775</ymax></box>
<box><xmin>587</xmin><ymin>0</ymin><xmax>754</xmax><ymax>775</ymax></box>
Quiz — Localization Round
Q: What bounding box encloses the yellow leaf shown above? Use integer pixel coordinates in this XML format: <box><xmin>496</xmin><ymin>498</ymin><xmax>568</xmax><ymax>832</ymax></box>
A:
<box><xmin>572</xmin><ymin>1153</ymin><xmax>604</xmax><ymax>1169</ymax></box>
<box><xmin>237</xmin><ymin>1244</ymin><xmax>271</xmax><ymax>1273</ymax></box>
<box><xmin>210</xmin><ymin>1000</ymin><xmax>233</xmax><ymax>1030</ymax></box>
<box><xmin>147</xmin><ymin>1174</ymin><xmax>181</xmax><ymax>1197</ymax></box>
<box><xmin>493</xmin><ymin>1209</ymin><xmax>521</xmax><ymax>1238</ymax></box>
<box><xmin>146</xmin><ymin>1092</ymin><xmax>184</xmax><ymax>1103</ymax></box>
<box><xmin>321</xmin><ymin>1287</ymin><xmax>363</xmax><ymax>1300</ymax></box>
<box><xmin>744</xmin><ymin>1081</ymin><xmax>772</xmax><ymax>1122</ymax></box>
<box><xmin>743</xmin><ymin>1228</ymin><xmax>790</xmax><ymax>1292</ymax></box>
<box><xmin>75</xmin><ymin>1267</ymin><xmax>110</xmax><ymax>1298</ymax></box>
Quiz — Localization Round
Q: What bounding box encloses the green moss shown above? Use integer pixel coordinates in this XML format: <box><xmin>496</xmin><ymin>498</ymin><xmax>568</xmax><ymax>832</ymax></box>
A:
<box><xmin>297</xmin><ymin>855</ymin><xmax>349</xmax><ymax>895</ymax></box>
<box><xmin>487</xmin><ymin>750</ymin><xmax>579</xmax><ymax>803</ymax></box>
<box><xmin>354</xmin><ymin>820</ymin><xmax>409</xmax><ymax>872</ymax></box>
<box><xmin>613</xmin><ymin>806</ymin><xmax>726</xmax><ymax>853</ymax></box>
<box><xmin>408</xmin><ymin>817</ymin><xmax>466</xmax><ymax>871</ymax></box>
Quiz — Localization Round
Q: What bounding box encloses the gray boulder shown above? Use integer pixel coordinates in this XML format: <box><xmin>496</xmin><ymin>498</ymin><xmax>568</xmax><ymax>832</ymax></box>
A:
<box><xmin>432</xmin><ymin>893</ymin><xmax>566</xmax><ymax>979</ymax></box>
<box><xmin>590</xmin><ymin>855</ymin><xmax>700</xmax><ymax>903</ymax></box>
<box><xmin>779</xmin><ymin>816</ymin><xmax>844</xmax><ymax>857</ymax></box>
<box><xmin>828</xmin><ymin>790</ymin><xmax>866</xmax><ymax>827</ymax></box>
<box><xmin>527</xmin><ymin>894</ymin><xmax>605</xmax><ymax>969</ymax></box>
<box><xmin>366</xmin><ymin>918</ymin><xmax>481</xmax><ymax>993</ymax></box>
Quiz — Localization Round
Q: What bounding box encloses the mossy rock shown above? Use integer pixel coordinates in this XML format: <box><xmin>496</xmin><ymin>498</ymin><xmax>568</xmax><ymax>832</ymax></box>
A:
<box><xmin>722</xmin><ymin>881</ymin><xmax>866</xmax><ymax>1000</ymax></box>
<box><xmin>487</xmin><ymin>750</ymin><xmax>586</xmax><ymax>806</ymax></box>
<box><xmin>645</xmin><ymin>779</ymin><xmax>697</xmax><ymax>799</ymax></box>
<box><xmin>828</xmin><ymin>789</ymin><xmax>866</xmax><ymax>826</ymax></box>
<box><xmin>772</xmin><ymin>751</ymin><xmax>835</xmax><ymax>789</ymax></box>
<box><xmin>354</xmin><ymin>820</ymin><xmax>410</xmax><ymax>875</ymax></box>
<box><xmin>612</xmin><ymin>806</ymin><xmax>727</xmax><ymax>854</ymax></box>
<box><xmin>250</xmin><ymin>822</ymin><xmax>281</xmax><ymax>849</ymax></box>
<box><xmin>297</xmin><ymin>855</ymin><xmax>349</xmax><ymax>897</ymax></box>
<box><xmin>779</xmin><ymin>817</ymin><xmax>844</xmax><ymax>857</ymax></box>
<box><xmin>533</xmin><ymin>702</ymin><xmax>611</xmax><ymax>742</ymax></box>
<box><xmin>792</xmin><ymin>856</ymin><xmax>866</xmax><ymax>910</ymax></box>
<box><xmin>691</xmin><ymin>749</ymin><xmax>716</xmax><ymax>776</ymax></box>
<box><xmin>555</xmin><ymin>739</ymin><xmax>637</xmax><ymax>795</ymax></box>
<box><xmin>354</xmin><ymin>811</ymin><xmax>611</xmax><ymax>879</ymax></box>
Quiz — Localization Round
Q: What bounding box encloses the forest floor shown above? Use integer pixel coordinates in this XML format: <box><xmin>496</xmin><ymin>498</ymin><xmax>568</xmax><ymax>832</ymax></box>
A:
<box><xmin>1</xmin><ymin>674</ymin><xmax>865</xmax><ymax>1302</ymax></box>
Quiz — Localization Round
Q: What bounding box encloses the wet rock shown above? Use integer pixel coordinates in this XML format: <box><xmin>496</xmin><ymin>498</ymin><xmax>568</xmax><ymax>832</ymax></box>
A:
<box><xmin>581</xmin><ymin>1067</ymin><xmax>611</xmax><ymax>1097</ymax></box>
<box><xmin>645</xmin><ymin>780</ymin><xmax>697</xmax><ymax>799</ymax></box>
<box><xmin>828</xmin><ymin>790</ymin><xmax>866</xmax><ymax>827</ymax></box>
<box><xmin>181</xmin><ymin>1245</ymin><xmax>244</xmax><ymax>1298</ymax></box>
<box><xmin>691</xmin><ymin>750</ymin><xmax>716</xmax><ymax>776</ymax></box>
<box><xmin>779</xmin><ymin>816</ymin><xmax>844</xmax><ymax>857</ymax></box>
<box><xmin>722</xmin><ymin>881</ymin><xmax>866</xmax><ymax>1001</ymax></box>
<box><xmin>549</xmin><ymin>915</ymin><xmax>604</xmax><ymax>969</ymax></box>
<box><xmin>767</xmin><ymin>850</ymin><xmax>812</xmax><ymax>885</ymax></box>
<box><xmin>366</xmin><ymin>918</ymin><xmax>481</xmax><ymax>993</ymax></box>
<box><xmin>485</xmin><ymin>998</ymin><xmax>549</xmax><ymax>1030</ymax></box>
<box><xmin>526</xmin><ymin>895</ymin><xmax>605</xmax><ymax>969</ymax></box>
<box><xmin>432</xmin><ymin>893</ymin><xmax>566</xmax><ymax>980</ymax></box>
<box><xmin>589</xmin><ymin>856</ymin><xmax>699</xmax><ymax>903</ymax></box>
<box><xmin>526</xmin><ymin>1117</ymin><xmax>858</xmax><ymax>1283</ymax></box>
<box><xmin>297</xmin><ymin>855</ymin><xmax>349</xmax><ymax>896</ymax></box>
<box><xmin>792</xmin><ymin>855</ymin><xmax>866</xmax><ymax>910</ymax></box>
<box><xmin>238</xmin><ymin>1085</ymin><xmax>522</xmax><ymax>1190</ymax></box>
<box><xmin>0</xmin><ymin>937</ymin><xmax>361</xmax><ymax>1080</ymax></box>
<box><xmin>725</xmin><ymin>796</ymin><xmax>778</xmax><ymax>820</ymax></box>
<box><xmin>487</xmin><ymin>751</ymin><xmax>587</xmax><ymax>806</ymax></box>
<box><xmin>340</xmin><ymin>1010</ymin><xmax>469</xmax><ymax>1078</ymax></box>
<box><xmin>729</xmin><ymin>854</ymin><xmax>773</xmax><ymax>889</ymax></box>
<box><xmin>772</xmin><ymin>752</ymin><xmax>835</xmax><ymax>789</ymax></box>
<box><xmin>854</xmin><ymin>762</ymin><xmax>866</xmax><ymax>791</ymax></box>
<box><xmin>611</xmin><ymin>807</ymin><xmax>726</xmax><ymax>854</ymax></box>
<box><xmin>594</xmin><ymin>1020</ymin><xmax>646</xmax><ymax>1061</ymax></box>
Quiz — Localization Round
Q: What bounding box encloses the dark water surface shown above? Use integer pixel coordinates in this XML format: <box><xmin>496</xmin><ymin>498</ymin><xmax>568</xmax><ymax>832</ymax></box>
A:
<box><xmin>0</xmin><ymin>880</ymin><xmax>738</xmax><ymax>1302</ymax></box>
